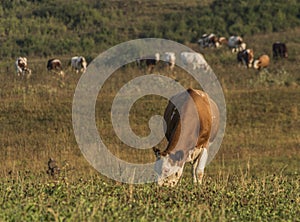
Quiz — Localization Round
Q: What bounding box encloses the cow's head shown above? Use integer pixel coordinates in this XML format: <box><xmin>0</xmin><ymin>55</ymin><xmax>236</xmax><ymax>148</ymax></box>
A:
<box><xmin>153</xmin><ymin>147</ymin><xmax>185</xmax><ymax>187</ymax></box>
<box><xmin>80</xmin><ymin>57</ymin><xmax>87</xmax><ymax>70</ymax></box>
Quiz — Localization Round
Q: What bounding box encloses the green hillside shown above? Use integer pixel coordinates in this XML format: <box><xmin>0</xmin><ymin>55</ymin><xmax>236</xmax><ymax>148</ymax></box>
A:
<box><xmin>1</xmin><ymin>0</ymin><xmax>300</xmax><ymax>58</ymax></box>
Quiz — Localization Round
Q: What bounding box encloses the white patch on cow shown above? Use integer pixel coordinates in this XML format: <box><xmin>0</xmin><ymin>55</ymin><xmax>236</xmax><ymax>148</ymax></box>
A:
<box><xmin>157</xmin><ymin>155</ymin><xmax>184</xmax><ymax>187</ymax></box>
<box><xmin>240</xmin><ymin>42</ymin><xmax>247</xmax><ymax>51</ymax></box>
<box><xmin>52</xmin><ymin>59</ymin><xmax>61</xmax><ymax>64</ymax></box>
<box><xmin>180</xmin><ymin>52</ymin><xmax>208</xmax><ymax>70</ymax></box>
<box><xmin>253</xmin><ymin>60</ymin><xmax>259</xmax><ymax>69</ymax></box>
<box><xmin>155</xmin><ymin>53</ymin><xmax>160</xmax><ymax>61</ymax></box>
<box><xmin>163</xmin><ymin>52</ymin><xmax>176</xmax><ymax>71</ymax></box>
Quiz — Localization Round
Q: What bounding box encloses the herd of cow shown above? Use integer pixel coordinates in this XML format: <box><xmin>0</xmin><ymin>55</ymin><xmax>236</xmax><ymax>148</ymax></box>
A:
<box><xmin>15</xmin><ymin>34</ymin><xmax>287</xmax><ymax>79</ymax></box>
<box><xmin>15</xmin><ymin>56</ymin><xmax>87</xmax><ymax>78</ymax></box>
<box><xmin>198</xmin><ymin>33</ymin><xmax>288</xmax><ymax>70</ymax></box>
<box><xmin>14</xmin><ymin>35</ymin><xmax>288</xmax><ymax>187</ymax></box>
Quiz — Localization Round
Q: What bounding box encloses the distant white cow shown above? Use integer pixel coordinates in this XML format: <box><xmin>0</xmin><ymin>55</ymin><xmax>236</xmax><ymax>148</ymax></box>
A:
<box><xmin>180</xmin><ymin>52</ymin><xmax>208</xmax><ymax>70</ymax></box>
<box><xmin>71</xmin><ymin>56</ymin><xmax>87</xmax><ymax>74</ymax></box>
<box><xmin>163</xmin><ymin>52</ymin><xmax>176</xmax><ymax>71</ymax></box>
<box><xmin>15</xmin><ymin>57</ymin><xmax>32</xmax><ymax>77</ymax></box>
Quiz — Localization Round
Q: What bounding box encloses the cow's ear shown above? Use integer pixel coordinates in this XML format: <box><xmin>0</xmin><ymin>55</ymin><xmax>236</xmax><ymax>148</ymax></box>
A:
<box><xmin>152</xmin><ymin>147</ymin><xmax>161</xmax><ymax>158</ymax></box>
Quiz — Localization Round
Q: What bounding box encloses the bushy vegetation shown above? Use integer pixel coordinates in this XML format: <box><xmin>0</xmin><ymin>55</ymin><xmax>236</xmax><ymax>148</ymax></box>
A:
<box><xmin>1</xmin><ymin>0</ymin><xmax>300</xmax><ymax>58</ymax></box>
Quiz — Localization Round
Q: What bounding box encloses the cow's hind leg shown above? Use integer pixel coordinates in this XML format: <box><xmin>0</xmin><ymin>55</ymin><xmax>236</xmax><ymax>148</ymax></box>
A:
<box><xmin>195</xmin><ymin>147</ymin><xmax>208</xmax><ymax>184</ymax></box>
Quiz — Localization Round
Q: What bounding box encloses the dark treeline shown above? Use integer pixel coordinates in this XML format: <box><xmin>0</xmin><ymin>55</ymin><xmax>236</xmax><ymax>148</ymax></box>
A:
<box><xmin>0</xmin><ymin>0</ymin><xmax>299</xmax><ymax>58</ymax></box>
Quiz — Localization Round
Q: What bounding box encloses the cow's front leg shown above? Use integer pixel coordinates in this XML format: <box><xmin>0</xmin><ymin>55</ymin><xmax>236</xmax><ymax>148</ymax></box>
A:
<box><xmin>192</xmin><ymin>157</ymin><xmax>200</xmax><ymax>183</ymax></box>
<box><xmin>188</xmin><ymin>148</ymin><xmax>202</xmax><ymax>184</ymax></box>
<box><xmin>195</xmin><ymin>147</ymin><xmax>208</xmax><ymax>184</ymax></box>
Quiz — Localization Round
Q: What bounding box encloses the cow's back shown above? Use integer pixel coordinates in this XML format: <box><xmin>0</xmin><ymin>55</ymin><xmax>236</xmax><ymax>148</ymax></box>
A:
<box><xmin>273</xmin><ymin>42</ymin><xmax>288</xmax><ymax>58</ymax></box>
<box><xmin>191</xmin><ymin>89</ymin><xmax>213</xmax><ymax>148</ymax></box>
<box><xmin>208</xmin><ymin>97</ymin><xmax>219</xmax><ymax>142</ymax></box>
<box><xmin>163</xmin><ymin>88</ymin><xmax>214</xmax><ymax>154</ymax></box>
<box><xmin>71</xmin><ymin>56</ymin><xmax>79</xmax><ymax>67</ymax></box>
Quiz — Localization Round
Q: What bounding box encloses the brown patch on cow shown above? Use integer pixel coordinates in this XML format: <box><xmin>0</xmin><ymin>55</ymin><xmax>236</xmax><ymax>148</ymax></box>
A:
<box><xmin>253</xmin><ymin>54</ymin><xmax>270</xmax><ymax>70</ymax></box>
<box><xmin>161</xmin><ymin>88</ymin><xmax>213</xmax><ymax>156</ymax></box>
<box><xmin>18</xmin><ymin>60</ymin><xmax>26</xmax><ymax>69</ymax></box>
<box><xmin>47</xmin><ymin>58</ymin><xmax>63</xmax><ymax>71</ymax></box>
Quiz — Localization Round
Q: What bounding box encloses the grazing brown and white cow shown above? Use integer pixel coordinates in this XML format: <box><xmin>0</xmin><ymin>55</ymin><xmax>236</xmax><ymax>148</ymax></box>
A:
<box><xmin>237</xmin><ymin>49</ymin><xmax>254</xmax><ymax>68</ymax></box>
<box><xmin>272</xmin><ymin>42</ymin><xmax>288</xmax><ymax>59</ymax></box>
<box><xmin>153</xmin><ymin>88</ymin><xmax>219</xmax><ymax>187</ymax></box>
<box><xmin>221</xmin><ymin>36</ymin><xmax>246</xmax><ymax>52</ymax></box>
<box><xmin>47</xmin><ymin>58</ymin><xmax>64</xmax><ymax>76</ymax></box>
<box><xmin>136</xmin><ymin>53</ymin><xmax>160</xmax><ymax>73</ymax></box>
<box><xmin>15</xmin><ymin>57</ymin><xmax>32</xmax><ymax>77</ymax></box>
<box><xmin>253</xmin><ymin>54</ymin><xmax>270</xmax><ymax>70</ymax></box>
<box><xmin>71</xmin><ymin>56</ymin><xmax>87</xmax><ymax>74</ymax></box>
<box><xmin>198</xmin><ymin>33</ymin><xmax>220</xmax><ymax>48</ymax></box>
<box><xmin>180</xmin><ymin>52</ymin><xmax>208</xmax><ymax>70</ymax></box>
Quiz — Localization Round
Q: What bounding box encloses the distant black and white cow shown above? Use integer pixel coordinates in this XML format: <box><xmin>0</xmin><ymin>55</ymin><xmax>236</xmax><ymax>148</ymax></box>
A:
<box><xmin>272</xmin><ymin>42</ymin><xmax>288</xmax><ymax>59</ymax></box>
<box><xmin>15</xmin><ymin>57</ymin><xmax>31</xmax><ymax>78</ymax></box>
<box><xmin>237</xmin><ymin>49</ymin><xmax>254</xmax><ymax>68</ymax></box>
<box><xmin>136</xmin><ymin>53</ymin><xmax>160</xmax><ymax>73</ymax></box>
<box><xmin>222</xmin><ymin>36</ymin><xmax>246</xmax><ymax>53</ymax></box>
<box><xmin>163</xmin><ymin>52</ymin><xmax>176</xmax><ymax>71</ymax></box>
<box><xmin>198</xmin><ymin>33</ymin><xmax>220</xmax><ymax>48</ymax></box>
<box><xmin>71</xmin><ymin>56</ymin><xmax>87</xmax><ymax>74</ymax></box>
<box><xmin>153</xmin><ymin>88</ymin><xmax>220</xmax><ymax>187</ymax></box>
<box><xmin>47</xmin><ymin>58</ymin><xmax>64</xmax><ymax>76</ymax></box>
<box><xmin>180</xmin><ymin>52</ymin><xmax>208</xmax><ymax>70</ymax></box>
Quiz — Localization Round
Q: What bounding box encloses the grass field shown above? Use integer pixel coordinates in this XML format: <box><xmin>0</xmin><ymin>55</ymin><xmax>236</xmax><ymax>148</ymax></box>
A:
<box><xmin>0</xmin><ymin>29</ymin><xmax>300</xmax><ymax>221</ymax></box>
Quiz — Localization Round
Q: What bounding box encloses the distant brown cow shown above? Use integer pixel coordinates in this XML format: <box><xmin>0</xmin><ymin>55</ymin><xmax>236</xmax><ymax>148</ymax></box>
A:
<box><xmin>272</xmin><ymin>42</ymin><xmax>288</xmax><ymax>59</ymax></box>
<box><xmin>253</xmin><ymin>54</ymin><xmax>270</xmax><ymax>70</ymax></box>
<box><xmin>47</xmin><ymin>58</ymin><xmax>64</xmax><ymax>76</ymax></box>
<box><xmin>153</xmin><ymin>88</ymin><xmax>219</xmax><ymax>187</ymax></box>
